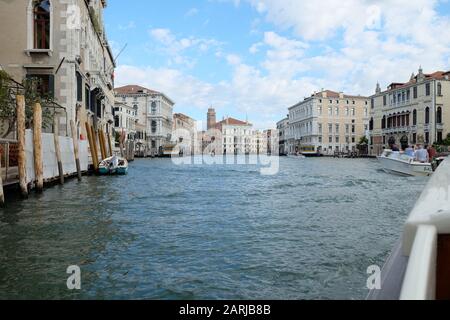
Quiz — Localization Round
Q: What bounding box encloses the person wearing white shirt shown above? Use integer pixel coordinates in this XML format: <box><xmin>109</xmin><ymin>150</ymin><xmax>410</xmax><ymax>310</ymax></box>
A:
<box><xmin>415</xmin><ymin>145</ymin><xmax>429</xmax><ymax>163</ymax></box>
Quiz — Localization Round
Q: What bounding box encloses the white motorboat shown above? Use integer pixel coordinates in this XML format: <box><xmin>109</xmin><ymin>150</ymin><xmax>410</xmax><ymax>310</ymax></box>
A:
<box><xmin>368</xmin><ymin>158</ymin><xmax>450</xmax><ymax>300</ymax></box>
<box><xmin>288</xmin><ymin>154</ymin><xmax>306</xmax><ymax>159</ymax></box>
<box><xmin>377</xmin><ymin>149</ymin><xmax>433</xmax><ymax>177</ymax></box>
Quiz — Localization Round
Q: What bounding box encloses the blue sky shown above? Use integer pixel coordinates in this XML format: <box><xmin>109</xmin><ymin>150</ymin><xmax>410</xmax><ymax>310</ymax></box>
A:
<box><xmin>105</xmin><ymin>0</ymin><xmax>450</xmax><ymax>129</ymax></box>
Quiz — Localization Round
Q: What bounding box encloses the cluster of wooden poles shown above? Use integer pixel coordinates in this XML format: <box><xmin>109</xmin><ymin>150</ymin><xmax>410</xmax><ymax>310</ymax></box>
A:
<box><xmin>0</xmin><ymin>94</ymin><xmax>113</xmax><ymax>207</ymax></box>
<box><xmin>84</xmin><ymin>120</ymin><xmax>113</xmax><ymax>172</ymax></box>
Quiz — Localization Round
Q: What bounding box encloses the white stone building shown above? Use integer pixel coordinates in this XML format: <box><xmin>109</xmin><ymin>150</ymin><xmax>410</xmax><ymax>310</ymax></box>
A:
<box><xmin>173</xmin><ymin>113</ymin><xmax>198</xmax><ymax>156</ymax></box>
<box><xmin>113</xmin><ymin>101</ymin><xmax>137</xmax><ymax>140</ymax></box>
<box><xmin>115</xmin><ymin>85</ymin><xmax>175</xmax><ymax>156</ymax></box>
<box><xmin>277</xmin><ymin>117</ymin><xmax>289</xmax><ymax>155</ymax></box>
<box><xmin>288</xmin><ymin>90</ymin><xmax>370</xmax><ymax>155</ymax></box>
<box><xmin>216</xmin><ymin>117</ymin><xmax>254</xmax><ymax>155</ymax></box>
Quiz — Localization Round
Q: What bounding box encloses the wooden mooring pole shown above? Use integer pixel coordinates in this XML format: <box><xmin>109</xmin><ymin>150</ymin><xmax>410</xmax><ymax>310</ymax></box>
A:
<box><xmin>33</xmin><ymin>103</ymin><xmax>44</xmax><ymax>192</ymax></box>
<box><xmin>0</xmin><ymin>160</ymin><xmax>4</xmax><ymax>207</ymax></box>
<box><xmin>70</xmin><ymin>120</ymin><xmax>82</xmax><ymax>181</ymax></box>
<box><xmin>107</xmin><ymin>132</ymin><xmax>113</xmax><ymax>157</ymax></box>
<box><xmin>98</xmin><ymin>128</ymin><xmax>106</xmax><ymax>160</ymax></box>
<box><xmin>90</xmin><ymin>125</ymin><xmax>100</xmax><ymax>167</ymax></box>
<box><xmin>53</xmin><ymin>116</ymin><xmax>64</xmax><ymax>185</ymax></box>
<box><xmin>85</xmin><ymin>122</ymin><xmax>98</xmax><ymax>171</ymax></box>
<box><xmin>17</xmin><ymin>95</ymin><xmax>28</xmax><ymax>197</ymax></box>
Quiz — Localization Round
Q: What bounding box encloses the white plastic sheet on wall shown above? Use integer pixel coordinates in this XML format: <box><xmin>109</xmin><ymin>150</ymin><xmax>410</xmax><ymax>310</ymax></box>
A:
<box><xmin>25</xmin><ymin>129</ymin><xmax>88</xmax><ymax>184</ymax></box>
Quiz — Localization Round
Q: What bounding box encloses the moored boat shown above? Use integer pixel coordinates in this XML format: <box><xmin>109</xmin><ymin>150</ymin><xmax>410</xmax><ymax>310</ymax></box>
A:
<box><xmin>98</xmin><ymin>156</ymin><xmax>128</xmax><ymax>175</ymax></box>
<box><xmin>377</xmin><ymin>149</ymin><xmax>433</xmax><ymax>177</ymax></box>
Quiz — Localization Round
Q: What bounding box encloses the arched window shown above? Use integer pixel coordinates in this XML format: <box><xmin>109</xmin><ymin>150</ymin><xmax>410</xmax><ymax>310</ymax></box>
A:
<box><xmin>437</xmin><ymin>107</ymin><xmax>442</xmax><ymax>124</ymax></box>
<box><xmin>413</xmin><ymin>109</ymin><xmax>417</xmax><ymax>126</ymax></box>
<box><xmin>425</xmin><ymin>107</ymin><xmax>430</xmax><ymax>124</ymax></box>
<box><xmin>151</xmin><ymin>120</ymin><xmax>157</xmax><ymax>133</ymax></box>
<box><xmin>369</xmin><ymin>118</ymin><xmax>374</xmax><ymax>131</ymax></box>
<box><xmin>34</xmin><ymin>0</ymin><xmax>50</xmax><ymax>49</ymax></box>
<box><xmin>151</xmin><ymin>101</ymin><xmax>157</xmax><ymax>114</ymax></box>
<box><xmin>381</xmin><ymin>116</ymin><xmax>386</xmax><ymax>129</ymax></box>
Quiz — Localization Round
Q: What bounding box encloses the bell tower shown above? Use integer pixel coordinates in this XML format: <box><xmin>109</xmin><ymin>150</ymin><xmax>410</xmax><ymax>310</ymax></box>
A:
<box><xmin>207</xmin><ymin>107</ymin><xmax>216</xmax><ymax>130</ymax></box>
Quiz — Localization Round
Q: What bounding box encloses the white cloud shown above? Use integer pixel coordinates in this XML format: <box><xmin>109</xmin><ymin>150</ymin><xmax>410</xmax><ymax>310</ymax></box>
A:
<box><xmin>185</xmin><ymin>8</ymin><xmax>199</xmax><ymax>17</ymax></box>
<box><xmin>118</xmin><ymin>21</ymin><xmax>136</xmax><ymax>31</ymax></box>
<box><xmin>117</xmin><ymin>1</ymin><xmax>450</xmax><ymax>129</ymax></box>
<box><xmin>148</xmin><ymin>28</ymin><xmax>223</xmax><ymax>68</ymax></box>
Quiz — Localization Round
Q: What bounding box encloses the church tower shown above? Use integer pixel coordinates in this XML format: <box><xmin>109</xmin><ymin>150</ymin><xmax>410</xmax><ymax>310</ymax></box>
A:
<box><xmin>207</xmin><ymin>107</ymin><xmax>216</xmax><ymax>130</ymax></box>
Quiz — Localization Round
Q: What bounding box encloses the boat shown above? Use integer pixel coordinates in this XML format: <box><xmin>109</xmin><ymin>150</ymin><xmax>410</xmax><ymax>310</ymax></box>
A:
<box><xmin>98</xmin><ymin>156</ymin><xmax>128</xmax><ymax>175</ymax></box>
<box><xmin>288</xmin><ymin>154</ymin><xmax>306</xmax><ymax>159</ymax></box>
<box><xmin>368</xmin><ymin>158</ymin><xmax>450</xmax><ymax>300</ymax></box>
<box><xmin>116</xmin><ymin>157</ymin><xmax>129</xmax><ymax>175</ymax></box>
<box><xmin>377</xmin><ymin>149</ymin><xmax>433</xmax><ymax>177</ymax></box>
<box><xmin>299</xmin><ymin>145</ymin><xmax>322</xmax><ymax>157</ymax></box>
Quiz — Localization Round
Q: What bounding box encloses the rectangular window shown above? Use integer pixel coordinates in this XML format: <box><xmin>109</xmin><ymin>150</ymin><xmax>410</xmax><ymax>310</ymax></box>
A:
<box><xmin>85</xmin><ymin>86</ymin><xmax>90</xmax><ymax>110</ymax></box>
<box><xmin>76</xmin><ymin>72</ymin><xmax>83</xmax><ymax>102</ymax></box>
<box><xmin>335</xmin><ymin>124</ymin><xmax>340</xmax><ymax>134</ymax></box>
<box><xmin>426</xmin><ymin>83</ymin><xmax>431</xmax><ymax>96</ymax></box>
<box><xmin>329</xmin><ymin>136</ymin><xmax>333</xmax><ymax>143</ymax></box>
<box><xmin>318</xmin><ymin>124</ymin><xmax>322</xmax><ymax>134</ymax></box>
<box><xmin>328</xmin><ymin>124</ymin><xmax>333</xmax><ymax>133</ymax></box>
<box><xmin>413</xmin><ymin>86</ymin><xmax>418</xmax><ymax>99</ymax></box>
<box><xmin>27</xmin><ymin>74</ymin><xmax>54</xmax><ymax>98</ymax></box>
<box><xmin>371</xmin><ymin>98</ymin><xmax>374</xmax><ymax>109</ymax></box>
<box><xmin>336</xmin><ymin>136</ymin><xmax>340</xmax><ymax>143</ymax></box>
<box><xmin>383</xmin><ymin>95</ymin><xmax>387</xmax><ymax>106</ymax></box>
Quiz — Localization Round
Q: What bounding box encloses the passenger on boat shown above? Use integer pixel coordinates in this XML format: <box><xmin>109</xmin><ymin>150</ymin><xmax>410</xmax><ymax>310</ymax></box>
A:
<box><xmin>404</xmin><ymin>145</ymin><xmax>415</xmax><ymax>157</ymax></box>
<box><xmin>427</xmin><ymin>145</ymin><xmax>437</xmax><ymax>161</ymax></box>
<box><xmin>415</xmin><ymin>144</ymin><xmax>430</xmax><ymax>163</ymax></box>
<box><xmin>391</xmin><ymin>144</ymin><xmax>400</xmax><ymax>152</ymax></box>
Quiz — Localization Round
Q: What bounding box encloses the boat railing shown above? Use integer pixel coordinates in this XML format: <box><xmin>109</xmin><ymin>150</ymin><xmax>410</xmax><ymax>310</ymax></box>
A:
<box><xmin>399</xmin><ymin>157</ymin><xmax>450</xmax><ymax>300</ymax></box>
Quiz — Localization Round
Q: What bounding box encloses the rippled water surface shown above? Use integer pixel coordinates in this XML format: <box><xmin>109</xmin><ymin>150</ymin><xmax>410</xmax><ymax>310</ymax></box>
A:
<box><xmin>0</xmin><ymin>157</ymin><xmax>428</xmax><ymax>299</ymax></box>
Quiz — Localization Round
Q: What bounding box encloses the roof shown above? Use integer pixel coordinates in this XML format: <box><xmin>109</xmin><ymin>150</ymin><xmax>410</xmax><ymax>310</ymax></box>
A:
<box><xmin>312</xmin><ymin>90</ymin><xmax>368</xmax><ymax>99</ymax></box>
<box><xmin>380</xmin><ymin>70</ymin><xmax>450</xmax><ymax>94</ymax></box>
<box><xmin>114</xmin><ymin>85</ymin><xmax>160</xmax><ymax>95</ymax></box>
<box><xmin>216</xmin><ymin>117</ymin><xmax>252</xmax><ymax>127</ymax></box>
<box><xmin>174</xmin><ymin>113</ymin><xmax>196</xmax><ymax>122</ymax></box>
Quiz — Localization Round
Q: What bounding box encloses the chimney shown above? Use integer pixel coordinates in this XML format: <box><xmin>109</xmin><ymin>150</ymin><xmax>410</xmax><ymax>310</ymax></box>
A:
<box><xmin>339</xmin><ymin>92</ymin><xmax>344</xmax><ymax>99</ymax></box>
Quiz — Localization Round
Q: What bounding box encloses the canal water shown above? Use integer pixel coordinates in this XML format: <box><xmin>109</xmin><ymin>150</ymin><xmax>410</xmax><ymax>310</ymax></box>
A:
<box><xmin>0</xmin><ymin>157</ymin><xmax>428</xmax><ymax>300</ymax></box>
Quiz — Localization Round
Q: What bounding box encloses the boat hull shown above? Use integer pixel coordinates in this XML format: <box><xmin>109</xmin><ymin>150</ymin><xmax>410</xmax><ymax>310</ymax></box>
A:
<box><xmin>116</xmin><ymin>167</ymin><xmax>128</xmax><ymax>175</ymax></box>
<box><xmin>377</xmin><ymin>156</ymin><xmax>433</xmax><ymax>177</ymax></box>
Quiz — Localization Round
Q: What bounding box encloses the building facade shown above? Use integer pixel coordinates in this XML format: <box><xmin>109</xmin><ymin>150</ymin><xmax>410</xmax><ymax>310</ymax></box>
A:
<box><xmin>173</xmin><ymin>113</ymin><xmax>198</xmax><ymax>156</ymax></box>
<box><xmin>287</xmin><ymin>90</ymin><xmax>370</xmax><ymax>155</ymax></box>
<box><xmin>277</xmin><ymin>117</ymin><xmax>289</xmax><ymax>155</ymax></box>
<box><xmin>0</xmin><ymin>0</ymin><xmax>116</xmax><ymax>139</ymax></box>
<box><xmin>114</xmin><ymin>85</ymin><xmax>175</xmax><ymax>156</ymax></box>
<box><xmin>215</xmin><ymin>117</ymin><xmax>254</xmax><ymax>155</ymax></box>
<box><xmin>369</xmin><ymin>68</ymin><xmax>450</xmax><ymax>155</ymax></box>
<box><xmin>113</xmin><ymin>101</ymin><xmax>137</xmax><ymax>140</ymax></box>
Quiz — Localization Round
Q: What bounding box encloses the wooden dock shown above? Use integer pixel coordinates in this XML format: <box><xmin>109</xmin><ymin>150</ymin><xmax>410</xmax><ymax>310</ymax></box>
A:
<box><xmin>1</xmin><ymin>166</ymin><xmax>19</xmax><ymax>187</ymax></box>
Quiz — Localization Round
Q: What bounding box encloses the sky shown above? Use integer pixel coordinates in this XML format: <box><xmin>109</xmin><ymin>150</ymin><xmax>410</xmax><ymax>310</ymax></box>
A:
<box><xmin>104</xmin><ymin>0</ymin><xmax>450</xmax><ymax>129</ymax></box>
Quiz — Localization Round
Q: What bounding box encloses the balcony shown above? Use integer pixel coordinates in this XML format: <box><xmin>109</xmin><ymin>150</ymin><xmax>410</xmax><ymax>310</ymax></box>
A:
<box><xmin>437</xmin><ymin>123</ymin><xmax>444</xmax><ymax>131</ymax></box>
